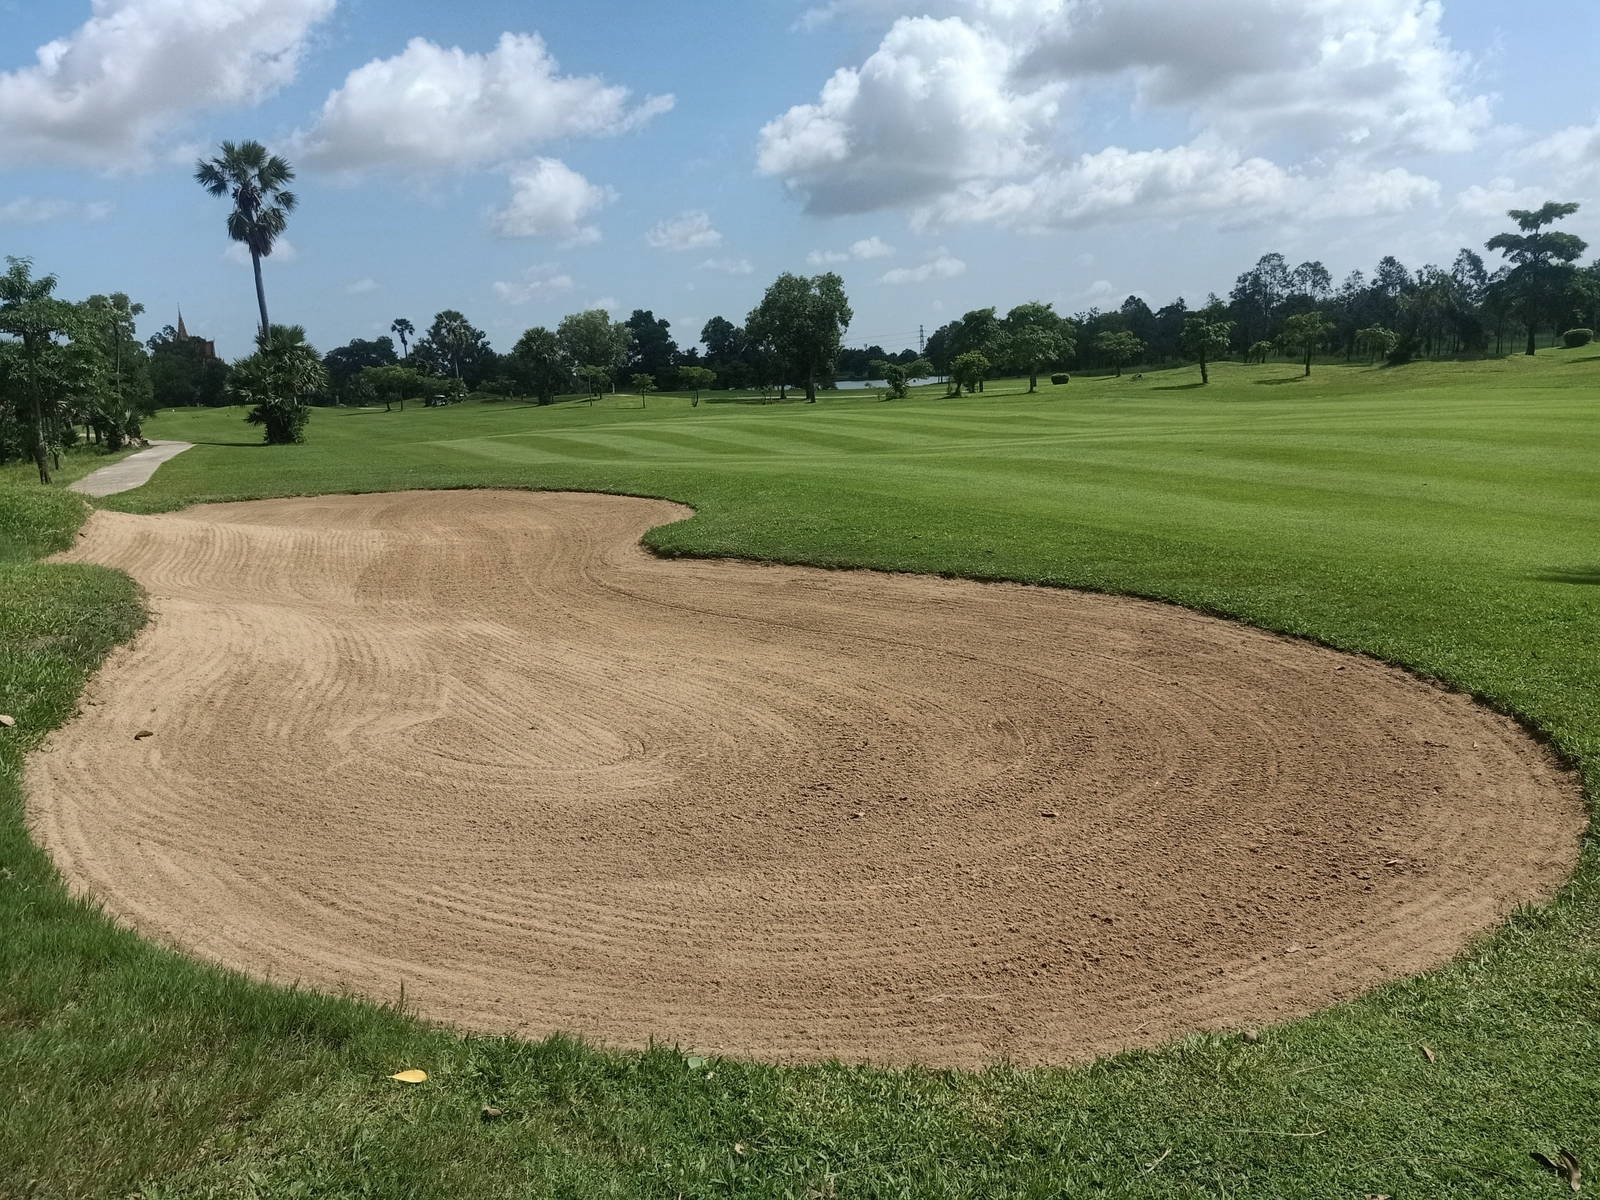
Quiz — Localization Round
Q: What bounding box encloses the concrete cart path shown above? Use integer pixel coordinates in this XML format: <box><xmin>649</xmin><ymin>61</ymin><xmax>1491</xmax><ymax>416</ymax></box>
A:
<box><xmin>69</xmin><ymin>441</ymin><xmax>194</xmax><ymax>498</ymax></box>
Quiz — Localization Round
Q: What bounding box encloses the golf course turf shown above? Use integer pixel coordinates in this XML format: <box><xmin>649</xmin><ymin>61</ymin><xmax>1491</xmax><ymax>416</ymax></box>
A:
<box><xmin>3</xmin><ymin>354</ymin><xmax>1597</xmax><ymax>1197</ymax></box>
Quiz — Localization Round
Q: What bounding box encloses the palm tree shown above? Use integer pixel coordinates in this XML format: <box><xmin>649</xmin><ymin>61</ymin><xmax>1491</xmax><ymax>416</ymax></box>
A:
<box><xmin>391</xmin><ymin>317</ymin><xmax>414</xmax><ymax>357</ymax></box>
<box><xmin>195</xmin><ymin>141</ymin><xmax>297</xmax><ymax>338</ymax></box>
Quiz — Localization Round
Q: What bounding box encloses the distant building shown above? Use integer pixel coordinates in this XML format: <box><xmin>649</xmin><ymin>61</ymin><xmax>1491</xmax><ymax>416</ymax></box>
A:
<box><xmin>176</xmin><ymin>309</ymin><xmax>218</xmax><ymax>361</ymax></box>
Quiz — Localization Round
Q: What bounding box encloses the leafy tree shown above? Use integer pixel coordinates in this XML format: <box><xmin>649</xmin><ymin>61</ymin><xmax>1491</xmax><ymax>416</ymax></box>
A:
<box><xmin>148</xmin><ymin>325</ymin><xmax>229</xmax><ymax>408</ymax></box>
<box><xmin>678</xmin><ymin>365</ymin><xmax>716</xmax><ymax>407</ymax></box>
<box><xmin>507</xmin><ymin>327</ymin><xmax>569</xmax><ymax>405</ymax></box>
<box><xmin>746</xmin><ymin>272</ymin><xmax>852</xmax><ymax>403</ymax></box>
<box><xmin>575</xmin><ymin>363</ymin><xmax>613</xmax><ymax>401</ymax></box>
<box><xmin>229</xmin><ymin>324</ymin><xmax>326</xmax><ymax>444</ymax></box>
<box><xmin>950</xmin><ymin>350</ymin><xmax>990</xmax><ymax>395</ymax></box>
<box><xmin>951</xmin><ymin>307</ymin><xmax>1002</xmax><ymax>392</ymax></box>
<box><xmin>324</xmin><ymin>337</ymin><xmax>398</xmax><ymax>401</ymax></box>
<box><xmin>1093</xmin><ymin>329</ymin><xmax>1145</xmax><ymax>377</ymax></box>
<box><xmin>390</xmin><ymin>318</ymin><xmax>414</xmax><ymax>357</ymax></box>
<box><xmin>1180</xmin><ymin>314</ymin><xmax>1233</xmax><ymax>385</ymax></box>
<box><xmin>1355</xmin><ymin>326</ymin><xmax>1399</xmax><ymax>363</ymax></box>
<box><xmin>360</xmin><ymin>364</ymin><xmax>429</xmax><ymax>412</ymax></box>
<box><xmin>1486</xmin><ymin>201</ymin><xmax>1587</xmax><ymax>355</ymax></box>
<box><xmin>870</xmin><ymin>357</ymin><xmax>934</xmax><ymax>399</ymax></box>
<box><xmin>923</xmin><ymin>322</ymin><xmax>957</xmax><ymax>379</ymax></box>
<box><xmin>194</xmin><ymin>141</ymin><xmax>297</xmax><ymax>337</ymax></box>
<box><xmin>1280</xmin><ymin>311</ymin><xmax>1335</xmax><ymax>376</ymax></box>
<box><xmin>1004</xmin><ymin>302</ymin><xmax>1075</xmax><ymax>391</ymax></box>
<box><xmin>414</xmin><ymin>310</ymin><xmax>494</xmax><ymax>384</ymax></box>
<box><xmin>630</xmin><ymin>373</ymin><xmax>657</xmax><ymax>407</ymax></box>
<box><xmin>1246</xmin><ymin>340</ymin><xmax>1275</xmax><ymax>364</ymax></box>
<box><xmin>1230</xmin><ymin>253</ymin><xmax>1291</xmax><ymax>345</ymax></box>
<box><xmin>624</xmin><ymin>310</ymin><xmax>678</xmax><ymax>385</ymax></box>
<box><xmin>0</xmin><ymin>257</ymin><xmax>76</xmax><ymax>482</ymax></box>
<box><xmin>558</xmin><ymin>310</ymin><xmax>631</xmax><ymax>395</ymax></box>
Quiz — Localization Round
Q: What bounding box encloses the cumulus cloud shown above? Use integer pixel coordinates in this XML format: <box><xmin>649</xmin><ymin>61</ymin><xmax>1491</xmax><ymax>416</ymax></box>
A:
<box><xmin>880</xmin><ymin>249</ymin><xmax>967</xmax><ymax>284</ymax></box>
<box><xmin>298</xmin><ymin>32</ymin><xmax>673</xmax><ymax>170</ymax></box>
<box><xmin>808</xmin><ymin>235</ymin><xmax>896</xmax><ymax>264</ymax></box>
<box><xmin>1019</xmin><ymin>0</ymin><xmax>1489</xmax><ymax>155</ymax></box>
<box><xmin>764</xmin><ymin>0</ymin><xmax>1478</xmax><ymax>229</ymax></box>
<box><xmin>490</xmin><ymin>158</ymin><xmax>613</xmax><ymax>242</ymax></box>
<box><xmin>646</xmin><ymin>210</ymin><xmax>723</xmax><ymax>251</ymax></box>
<box><xmin>916</xmin><ymin>140</ymin><xmax>1439</xmax><ymax>231</ymax></box>
<box><xmin>492</xmin><ymin>263</ymin><xmax>575</xmax><ymax>304</ymax></box>
<box><xmin>0</xmin><ymin>0</ymin><xmax>334</xmax><ymax>169</ymax></box>
<box><xmin>696</xmin><ymin>256</ymin><xmax>755</xmax><ymax>275</ymax></box>
<box><xmin>345</xmin><ymin>277</ymin><xmax>379</xmax><ymax>295</ymax></box>
<box><xmin>758</xmin><ymin>15</ymin><xmax>1062</xmax><ymax>214</ymax></box>
<box><xmin>1455</xmin><ymin>176</ymin><xmax>1552</xmax><ymax>220</ymax></box>
<box><xmin>0</xmin><ymin>197</ymin><xmax>113</xmax><ymax>224</ymax></box>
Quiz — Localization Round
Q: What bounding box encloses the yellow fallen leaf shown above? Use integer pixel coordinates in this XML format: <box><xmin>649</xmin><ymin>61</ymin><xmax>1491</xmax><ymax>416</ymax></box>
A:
<box><xmin>389</xmin><ymin>1069</ymin><xmax>428</xmax><ymax>1084</ymax></box>
<box><xmin>0</xmin><ymin>715</ymin><xmax>16</xmax><ymax>728</ymax></box>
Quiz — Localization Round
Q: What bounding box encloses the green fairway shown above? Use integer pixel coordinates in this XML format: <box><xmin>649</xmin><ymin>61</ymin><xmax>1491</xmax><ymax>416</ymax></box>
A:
<box><xmin>4</xmin><ymin>354</ymin><xmax>1598</xmax><ymax>1197</ymax></box>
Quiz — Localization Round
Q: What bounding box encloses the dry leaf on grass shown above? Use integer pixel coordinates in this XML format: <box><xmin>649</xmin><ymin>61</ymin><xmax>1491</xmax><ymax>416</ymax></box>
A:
<box><xmin>133</xmin><ymin>729</ymin><xmax>155</xmax><ymax>740</ymax></box>
<box><xmin>0</xmin><ymin>715</ymin><xmax>16</xmax><ymax>728</ymax></box>
<box><xmin>480</xmin><ymin>1105</ymin><xmax>503</xmax><ymax>1120</ymax></box>
<box><xmin>1421</xmin><ymin>1044</ymin><xmax>1437</xmax><ymax>1063</ymax></box>
<box><xmin>389</xmin><ymin>1069</ymin><xmax>428</xmax><ymax>1084</ymax></box>
<box><xmin>1531</xmin><ymin>1149</ymin><xmax>1581</xmax><ymax>1192</ymax></box>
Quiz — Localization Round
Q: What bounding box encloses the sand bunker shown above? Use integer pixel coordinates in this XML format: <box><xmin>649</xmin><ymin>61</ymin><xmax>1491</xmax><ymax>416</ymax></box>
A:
<box><xmin>28</xmin><ymin>490</ymin><xmax>1583</xmax><ymax>1066</ymax></box>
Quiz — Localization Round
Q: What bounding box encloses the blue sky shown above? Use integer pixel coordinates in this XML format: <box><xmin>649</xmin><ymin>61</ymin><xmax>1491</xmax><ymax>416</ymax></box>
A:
<box><xmin>2</xmin><ymin>0</ymin><xmax>1598</xmax><ymax>359</ymax></box>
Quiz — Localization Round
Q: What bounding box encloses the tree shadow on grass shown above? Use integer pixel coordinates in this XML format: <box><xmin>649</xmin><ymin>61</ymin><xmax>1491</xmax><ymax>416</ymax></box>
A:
<box><xmin>1564</xmin><ymin>353</ymin><xmax>1600</xmax><ymax>364</ymax></box>
<box><xmin>1532</xmin><ymin>566</ymin><xmax>1600</xmax><ymax>585</ymax></box>
<box><xmin>185</xmin><ymin>439</ymin><xmax>264</xmax><ymax>447</ymax></box>
<box><xmin>1254</xmin><ymin>375</ymin><xmax>1310</xmax><ymax>385</ymax></box>
<box><xmin>1151</xmin><ymin>382</ymin><xmax>1207</xmax><ymax>391</ymax></box>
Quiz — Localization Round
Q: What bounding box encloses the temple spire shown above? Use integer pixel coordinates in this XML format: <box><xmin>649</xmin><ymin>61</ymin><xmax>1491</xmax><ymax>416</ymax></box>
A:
<box><xmin>177</xmin><ymin>308</ymin><xmax>189</xmax><ymax>340</ymax></box>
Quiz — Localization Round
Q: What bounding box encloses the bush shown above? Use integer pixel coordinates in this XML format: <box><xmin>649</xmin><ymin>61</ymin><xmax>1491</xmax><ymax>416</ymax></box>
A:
<box><xmin>1562</xmin><ymin>328</ymin><xmax>1594</xmax><ymax>348</ymax></box>
<box><xmin>1050</xmin><ymin>373</ymin><xmax>1071</xmax><ymax>385</ymax></box>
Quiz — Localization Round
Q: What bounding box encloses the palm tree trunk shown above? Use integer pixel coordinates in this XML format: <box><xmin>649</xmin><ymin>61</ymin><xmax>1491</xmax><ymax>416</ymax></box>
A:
<box><xmin>251</xmin><ymin>249</ymin><xmax>270</xmax><ymax>338</ymax></box>
<box><xmin>1200</xmin><ymin>354</ymin><xmax>1209</xmax><ymax>385</ymax></box>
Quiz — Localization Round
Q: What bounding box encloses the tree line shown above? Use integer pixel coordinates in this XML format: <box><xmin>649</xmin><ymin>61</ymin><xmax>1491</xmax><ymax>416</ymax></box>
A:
<box><xmin>6</xmin><ymin>130</ymin><xmax>1594</xmax><ymax>467</ymax></box>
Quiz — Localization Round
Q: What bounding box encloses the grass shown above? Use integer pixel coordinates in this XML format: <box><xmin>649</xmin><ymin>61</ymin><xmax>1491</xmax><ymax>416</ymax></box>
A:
<box><xmin>3</xmin><ymin>354</ymin><xmax>1598</xmax><ymax>1197</ymax></box>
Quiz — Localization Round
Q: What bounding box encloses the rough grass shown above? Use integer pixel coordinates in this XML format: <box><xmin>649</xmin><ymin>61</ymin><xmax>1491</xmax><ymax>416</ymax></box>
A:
<box><xmin>3</xmin><ymin>354</ymin><xmax>1598</xmax><ymax>1198</ymax></box>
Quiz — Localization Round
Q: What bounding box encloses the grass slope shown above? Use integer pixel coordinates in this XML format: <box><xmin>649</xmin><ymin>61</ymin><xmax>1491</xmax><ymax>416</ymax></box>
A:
<box><xmin>3</xmin><ymin>356</ymin><xmax>1597</xmax><ymax>1198</ymax></box>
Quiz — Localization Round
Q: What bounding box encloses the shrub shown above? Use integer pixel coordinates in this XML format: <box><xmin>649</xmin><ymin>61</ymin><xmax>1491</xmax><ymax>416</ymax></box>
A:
<box><xmin>1562</xmin><ymin>328</ymin><xmax>1594</xmax><ymax>348</ymax></box>
<box><xmin>1050</xmin><ymin>373</ymin><xmax>1071</xmax><ymax>385</ymax></box>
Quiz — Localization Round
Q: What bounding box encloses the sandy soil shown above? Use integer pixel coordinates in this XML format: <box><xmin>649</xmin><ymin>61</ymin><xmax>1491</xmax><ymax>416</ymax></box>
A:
<box><xmin>27</xmin><ymin>490</ymin><xmax>1585</xmax><ymax>1067</ymax></box>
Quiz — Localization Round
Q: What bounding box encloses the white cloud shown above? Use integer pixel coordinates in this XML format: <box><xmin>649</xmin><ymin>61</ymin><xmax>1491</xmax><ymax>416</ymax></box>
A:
<box><xmin>763</xmin><ymin>0</ymin><xmax>1482</xmax><ymax>229</ymax></box>
<box><xmin>0</xmin><ymin>197</ymin><xmax>113</xmax><ymax>224</ymax></box>
<box><xmin>758</xmin><ymin>15</ymin><xmax>1062</xmax><ymax>214</ymax></box>
<box><xmin>1516</xmin><ymin>120</ymin><xmax>1600</xmax><ymax>200</ymax></box>
<box><xmin>880</xmin><ymin>248</ymin><xmax>967</xmax><ymax>284</ymax></box>
<box><xmin>916</xmin><ymin>140</ymin><xmax>1439</xmax><ymax>231</ymax></box>
<box><xmin>646</xmin><ymin>210</ymin><xmax>723</xmax><ymax>251</ymax></box>
<box><xmin>696</xmin><ymin>256</ymin><xmax>754</xmax><ymax>275</ymax></box>
<box><xmin>808</xmin><ymin>235</ymin><xmax>896</xmax><ymax>264</ymax></box>
<box><xmin>1018</xmin><ymin>0</ymin><xmax>1489</xmax><ymax>155</ymax></box>
<box><xmin>1455</xmin><ymin>176</ymin><xmax>1552</xmax><ymax>220</ymax></box>
<box><xmin>0</xmin><ymin>0</ymin><xmax>334</xmax><ymax>168</ymax></box>
<box><xmin>492</xmin><ymin>262</ymin><xmax>575</xmax><ymax>304</ymax></box>
<box><xmin>591</xmin><ymin>296</ymin><xmax>620</xmax><ymax>315</ymax></box>
<box><xmin>225</xmin><ymin>237</ymin><xmax>299</xmax><ymax>265</ymax></box>
<box><xmin>490</xmin><ymin>157</ymin><xmax>613</xmax><ymax>242</ymax></box>
<box><xmin>345</xmin><ymin>277</ymin><xmax>379</xmax><ymax>295</ymax></box>
<box><xmin>298</xmin><ymin>32</ymin><xmax>673</xmax><ymax>170</ymax></box>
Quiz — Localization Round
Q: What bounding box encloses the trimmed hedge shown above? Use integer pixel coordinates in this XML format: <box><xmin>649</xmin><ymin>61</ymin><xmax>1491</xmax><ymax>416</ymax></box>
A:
<box><xmin>1561</xmin><ymin>328</ymin><xmax>1594</xmax><ymax>348</ymax></box>
<box><xmin>1050</xmin><ymin>373</ymin><xmax>1071</xmax><ymax>385</ymax></box>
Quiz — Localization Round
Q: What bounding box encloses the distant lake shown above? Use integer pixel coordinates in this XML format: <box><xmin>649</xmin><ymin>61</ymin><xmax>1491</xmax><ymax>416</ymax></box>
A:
<box><xmin>832</xmin><ymin>376</ymin><xmax>937</xmax><ymax>391</ymax></box>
